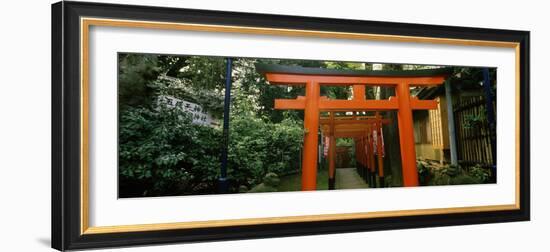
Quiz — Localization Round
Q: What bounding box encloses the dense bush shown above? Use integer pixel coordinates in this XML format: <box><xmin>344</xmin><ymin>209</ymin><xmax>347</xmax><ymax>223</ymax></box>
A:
<box><xmin>118</xmin><ymin>104</ymin><xmax>304</xmax><ymax>197</ymax></box>
<box><xmin>118</xmin><ymin>104</ymin><xmax>222</xmax><ymax>197</ymax></box>
<box><xmin>227</xmin><ymin>115</ymin><xmax>304</xmax><ymax>188</ymax></box>
<box><xmin>417</xmin><ymin>160</ymin><xmax>491</xmax><ymax>187</ymax></box>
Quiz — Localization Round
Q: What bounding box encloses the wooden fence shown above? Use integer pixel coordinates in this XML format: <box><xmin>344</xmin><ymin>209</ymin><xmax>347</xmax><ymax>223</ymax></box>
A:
<box><xmin>453</xmin><ymin>95</ymin><xmax>496</xmax><ymax>166</ymax></box>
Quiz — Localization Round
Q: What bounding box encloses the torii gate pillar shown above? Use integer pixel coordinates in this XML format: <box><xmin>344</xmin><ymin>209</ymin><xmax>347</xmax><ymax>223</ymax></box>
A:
<box><xmin>302</xmin><ymin>82</ymin><xmax>320</xmax><ymax>190</ymax></box>
<box><xmin>396</xmin><ymin>83</ymin><xmax>419</xmax><ymax>186</ymax></box>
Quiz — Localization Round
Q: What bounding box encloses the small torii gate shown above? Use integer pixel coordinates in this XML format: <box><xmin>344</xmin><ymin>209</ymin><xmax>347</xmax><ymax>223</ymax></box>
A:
<box><xmin>320</xmin><ymin>113</ymin><xmax>390</xmax><ymax>189</ymax></box>
<box><xmin>257</xmin><ymin>64</ymin><xmax>449</xmax><ymax>190</ymax></box>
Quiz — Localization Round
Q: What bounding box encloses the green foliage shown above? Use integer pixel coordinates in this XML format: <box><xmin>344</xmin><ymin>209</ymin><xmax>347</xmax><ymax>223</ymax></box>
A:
<box><xmin>181</xmin><ymin>56</ymin><xmax>227</xmax><ymax>90</ymax></box>
<box><xmin>118</xmin><ymin>54</ymin><xmax>310</xmax><ymax>196</ymax></box>
<box><xmin>227</xmin><ymin>115</ymin><xmax>304</xmax><ymax>188</ymax></box>
<box><xmin>429</xmin><ymin>172</ymin><xmax>452</xmax><ymax>186</ymax></box>
<box><xmin>232</xmin><ymin>58</ymin><xmax>306</xmax><ymax>123</ymax></box>
<box><xmin>383</xmin><ymin>175</ymin><xmax>394</xmax><ymax>187</ymax></box>
<box><xmin>450</xmin><ymin>175</ymin><xmax>482</xmax><ymax>185</ymax></box>
<box><xmin>118</xmin><ymin>103</ymin><xmax>222</xmax><ymax>197</ymax></box>
<box><xmin>118</xmin><ymin>53</ymin><xmax>162</xmax><ymax>109</ymax></box>
<box><xmin>248</xmin><ymin>173</ymin><xmax>280</xmax><ymax>193</ymax></box>
<box><xmin>277</xmin><ymin>169</ymin><xmax>329</xmax><ymax>191</ymax></box>
<box><xmin>118</xmin><ymin>54</ymin><xmax>225</xmax><ymax>116</ymax></box>
<box><xmin>444</xmin><ymin>164</ymin><xmax>460</xmax><ymax>177</ymax></box>
<box><xmin>419</xmin><ymin>161</ymin><xmax>492</xmax><ymax>186</ymax></box>
<box><xmin>450</xmin><ymin>67</ymin><xmax>496</xmax><ymax>95</ymax></box>
<box><xmin>417</xmin><ymin>161</ymin><xmax>431</xmax><ymax>185</ymax></box>
<box><xmin>263</xmin><ymin>173</ymin><xmax>281</xmax><ymax>187</ymax></box>
<box><xmin>468</xmin><ymin>164</ymin><xmax>492</xmax><ymax>183</ymax></box>
<box><xmin>336</xmin><ymin>138</ymin><xmax>354</xmax><ymax>147</ymax></box>
<box><xmin>463</xmin><ymin>107</ymin><xmax>487</xmax><ymax>129</ymax></box>
<box><xmin>118</xmin><ymin>103</ymin><xmax>304</xmax><ymax>196</ymax></box>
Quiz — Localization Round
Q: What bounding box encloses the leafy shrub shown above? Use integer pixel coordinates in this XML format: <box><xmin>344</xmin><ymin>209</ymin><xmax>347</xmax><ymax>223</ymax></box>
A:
<box><xmin>443</xmin><ymin>164</ymin><xmax>460</xmax><ymax>177</ymax></box>
<box><xmin>468</xmin><ymin>164</ymin><xmax>492</xmax><ymax>183</ymax></box>
<box><xmin>228</xmin><ymin>115</ymin><xmax>303</xmax><ymax>189</ymax></box>
<box><xmin>429</xmin><ymin>172</ymin><xmax>452</xmax><ymax>186</ymax></box>
<box><xmin>119</xmin><ymin>104</ymin><xmax>304</xmax><ymax>197</ymax></box>
<box><xmin>450</xmin><ymin>175</ymin><xmax>482</xmax><ymax>185</ymax></box>
<box><xmin>417</xmin><ymin>161</ymin><xmax>431</xmax><ymax>186</ymax></box>
<box><xmin>119</xmin><ymin>104</ymin><xmax>222</xmax><ymax>197</ymax></box>
<box><xmin>421</xmin><ymin>161</ymin><xmax>491</xmax><ymax>186</ymax></box>
<box><xmin>248</xmin><ymin>173</ymin><xmax>281</xmax><ymax>193</ymax></box>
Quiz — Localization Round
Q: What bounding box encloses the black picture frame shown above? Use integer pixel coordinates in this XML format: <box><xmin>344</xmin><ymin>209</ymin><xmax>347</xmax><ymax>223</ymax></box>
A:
<box><xmin>52</xmin><ymin>1</ymin><xmax>530</xmax><ymax>251</ymax></box>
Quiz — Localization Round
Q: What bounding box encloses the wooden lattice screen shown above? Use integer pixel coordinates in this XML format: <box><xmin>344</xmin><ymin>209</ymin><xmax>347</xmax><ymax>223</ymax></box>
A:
<box><xmin>453</xmin><ymin>95</ymin><xmax>496</xmax><ymax>165</ymax></box>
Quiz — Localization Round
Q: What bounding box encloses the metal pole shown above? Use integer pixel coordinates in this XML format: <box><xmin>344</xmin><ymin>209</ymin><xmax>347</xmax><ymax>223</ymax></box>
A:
<box><xmin>218</xmin><ymin>58</ymin><xmax>232</xmax><ymax>193</ymax></box>
<box><xmin>444</xmin><ymin>79</ymin><xmax>458</xmax><ymax>166</ymax></box>
<box><xmin>482</xmin><ymin>68</ymin><xmax>497</xmax><ymax>181</ymax></box>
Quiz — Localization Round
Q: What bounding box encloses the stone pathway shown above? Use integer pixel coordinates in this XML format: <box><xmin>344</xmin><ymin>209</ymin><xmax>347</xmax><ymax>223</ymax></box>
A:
<box><xmin>335</xmin><ymin>168</ymin><xmax>369</xmax><ymax>189</ymax></box>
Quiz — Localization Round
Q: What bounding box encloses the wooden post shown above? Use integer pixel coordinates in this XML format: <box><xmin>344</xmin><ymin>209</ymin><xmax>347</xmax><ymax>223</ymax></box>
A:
<box><xmin>302</xmin><ymin>81</ymin><xmax>320</xmax><ymax>190</ymax></box>
<box><xmin>328</xmin><ymin>113</ymin><xmax>336</xmax><ymax>189</ymax></box>
<box><xmin>368</xmin><ymin>125</ymin><xmax>377</xmax><ymax>187</ymax></box>
<box><xmin>353</xmin><ymin>85</ymin><xmax>366</xmax><ymax>101</ymax></box>
<box><xmin>396</xmin><ymin>83</ymin><xmax>419</xmax><ymax>186</ymax></box>
<box><xmin>356</xmin><ymin>138</ymin><xmax>362</xmax><ymax>178</ymax></box>
<box><xmin>360</xmin><ymin>137</ymin><xmax>367</xmax><ymax>181</ymax></box>
<box><xmin>482</xmin><ymin>68</ymin><xmax>496</xmax><ymax>181</ymax></box>
<box><xmin>444</xmin><ymin>79</ymin><xmax>458</xmax><ymax>166</ymax></box>
<box><xmin>375</xmin><ymin>113</ymin><xmax>385</xmax><ymax>187</ymax></box>
<box><xmin>363</xmin><ymin>133</ymin><xmax>372</xmax><ymax>187</ymax></box>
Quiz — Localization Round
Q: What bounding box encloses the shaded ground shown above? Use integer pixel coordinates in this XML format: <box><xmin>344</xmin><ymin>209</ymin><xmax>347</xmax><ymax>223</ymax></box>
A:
<box><xmin>277</xmin><ymin>167</ymin><xmax>368</xmax><ymax>191</ymax></box>
<box><xmin>335</xmin><ymin>168</ymin><xmax>369</xmax><ymax>189</ymax></box>
<box><xmin>278</xmin><ymin>169</ymin><xmax>329</xmax><ymax>191</ymax></box>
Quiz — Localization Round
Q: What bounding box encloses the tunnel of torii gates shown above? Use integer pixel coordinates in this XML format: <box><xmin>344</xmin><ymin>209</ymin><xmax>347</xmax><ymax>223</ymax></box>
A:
<box><xmin>256</xmin><ymin>64</ymin><xmax>450</xmax><ymax>191</ymax></box>
<box><xmin>320</xmin><ymin>113</ymin><xmax>391</xmax><ymax>189</ymax></box>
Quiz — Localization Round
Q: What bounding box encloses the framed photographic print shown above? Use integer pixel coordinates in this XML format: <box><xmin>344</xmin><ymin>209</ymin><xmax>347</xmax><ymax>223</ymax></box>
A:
<box><xmin>51</xmin><ymin>1</ymin><xmax>530</xmax><ymax>251</ymax></box>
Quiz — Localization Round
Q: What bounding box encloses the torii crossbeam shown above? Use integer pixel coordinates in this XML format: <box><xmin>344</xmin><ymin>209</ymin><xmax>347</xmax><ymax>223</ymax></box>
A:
<box><xmin>257</xmin><ymin>64</ymin><xmax>449</xmax><ymax>190</ymax></box>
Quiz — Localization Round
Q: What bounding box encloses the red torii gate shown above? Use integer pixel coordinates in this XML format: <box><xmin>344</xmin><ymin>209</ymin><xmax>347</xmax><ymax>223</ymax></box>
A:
<box><xmin>257</xmin><ymin>64</ymin><xmax>449</xmax><ymax>190</ymax></box>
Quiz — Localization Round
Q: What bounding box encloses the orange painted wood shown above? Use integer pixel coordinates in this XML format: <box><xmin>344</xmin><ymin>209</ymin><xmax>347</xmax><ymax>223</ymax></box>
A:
<box><xmin>334</xmin><ymin>132</ymin><xmax>369</xmax><ymax>138</ymax></box>
<box><xmin>274</xmin><ymin>96</ymin><xmax>306</xmax><ymax>110</ymax></box>
<box><xmin>276</xmin><ymin>97</ymin><xmax>403</xmax><ymax>111</ymax></box>
<box><xmin>319</xmin><ymin>115</ymin><xmax>391</xmax><ymax>138</ymax></box>
<box><xmin>265</xmin><ymin>73</ymin><xmax>446</xmax><ymax>86</ymax></box>
<box><xmin>410</xmin><ymin>97</ymin><xmax>438</xmax><ymax>110</ymax></box>
<box><xmin>320</xmin><ymin>119</ymin><xmax>391</xmax><ymax>125</ymax></box>
<box><xmin>320</xmin><ymin>115</ymin><xmax>375</xmax><ymax>120</ymax></box>
<box><xmin>396</xmin><ymin>83</ymin><xmax>419</xmax><ymax>186</ymax></box>
<box><xmin>352</xmin><ymin>85</ymin><xmax>366</xmax><ymax>100</ymax></box>
<box><xmin>318</xmin><ymin>97</ymin><xmax>399</xmax><ymax>111</ymax></box>
<box><xmin>301</xmin><ymin>82</ymin><xmax>320</xmax><ymax>191</ymax></box>
<box><xmin>325</xmin><ymin>128</ymin><xmax>376</xmax><ymax>137</ymax></box>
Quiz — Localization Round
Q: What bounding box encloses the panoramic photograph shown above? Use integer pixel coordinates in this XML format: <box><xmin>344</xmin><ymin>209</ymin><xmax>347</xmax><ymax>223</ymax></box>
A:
<box><xmin>117</xmin><ymin>53</ymin><xmax>497</xmax><ymax>198</ymax></box>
